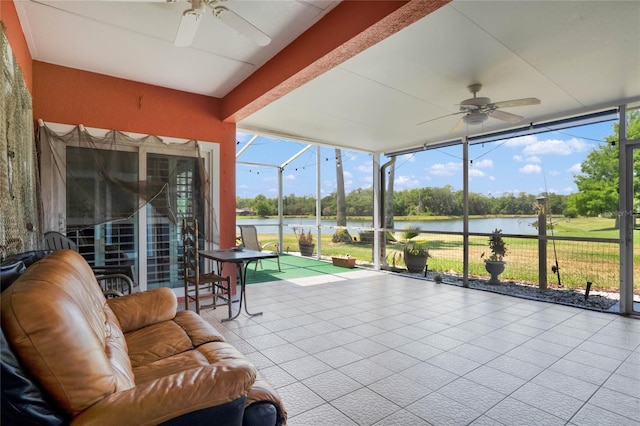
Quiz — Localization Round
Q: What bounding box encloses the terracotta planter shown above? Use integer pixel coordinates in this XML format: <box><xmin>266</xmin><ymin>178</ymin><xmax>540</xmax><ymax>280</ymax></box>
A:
<box><xmin>332</xmin><ymin>256</ymin><xmax>356</xmax><ymax>268</ymax></box>
<box><xmin>484</xmin><ymin>260</ymin><xmax>506</xmax><ymax>284</ymax></box>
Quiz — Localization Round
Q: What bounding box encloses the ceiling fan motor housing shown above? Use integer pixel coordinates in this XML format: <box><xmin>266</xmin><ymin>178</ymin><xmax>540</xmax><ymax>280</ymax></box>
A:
<box><xmin>463</xmin><ymin>111</ymin><xmax>489</xmax><ymax>125</ymax></box>
<box><xmin>460</xmin><ymin>96</ymin><xmax>491</xmax><ymax>108</ymax></box>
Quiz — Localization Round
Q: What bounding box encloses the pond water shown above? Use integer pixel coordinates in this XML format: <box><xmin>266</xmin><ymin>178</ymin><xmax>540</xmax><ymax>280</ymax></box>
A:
<box><xmin>237</xmin><ymin>216</ymin><xmax>538</xmax><ymax>235</ymax></box>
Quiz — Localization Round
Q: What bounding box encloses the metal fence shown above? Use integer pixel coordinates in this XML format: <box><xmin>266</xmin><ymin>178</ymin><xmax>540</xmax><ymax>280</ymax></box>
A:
<box><xmin>382</xmin><ymin>230</ymin><xmax>623</xmax><ymax>293</ymax></box>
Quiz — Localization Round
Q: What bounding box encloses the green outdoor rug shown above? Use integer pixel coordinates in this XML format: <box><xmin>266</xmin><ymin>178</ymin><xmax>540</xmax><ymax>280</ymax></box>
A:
<box><xmin>244</xmin><ymin>254</ymin><xmax>359</xmax><ymax>284</ymax></box>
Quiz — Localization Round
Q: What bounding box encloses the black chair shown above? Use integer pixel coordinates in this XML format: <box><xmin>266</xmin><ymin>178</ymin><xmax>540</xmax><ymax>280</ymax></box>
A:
<box><xmin>90</xmin><ymin>264</ymin><xmax>136</xmax><ymax>287</ymax></box>
<box><xmin>95</xmin><ymin>273</ymin><xmax>134</xmax><ymax>298</ymax></box>
<box><xmin>43</xmin><ymin>231</ymin><xmax>77</xmax><ymax>251</ymax></box>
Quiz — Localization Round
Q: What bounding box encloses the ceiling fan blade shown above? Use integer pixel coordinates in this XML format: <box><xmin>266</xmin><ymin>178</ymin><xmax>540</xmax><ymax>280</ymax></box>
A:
<box><xmin>213</xmin><ymin>6</ymin><xmax>271</xmax><ymax>46</ymax></box>
<box><xmin>492</xmin><ymin>97</ymin><xmax>541</xmax><ymax>109</ymax></box>
<box><xmin>490</xmin><ymin>109</ymin><xmax>524</xmax><ymax>123</ymax></box>
<box><xmin>416</xmin><ymin>111</ymin><xmax>463</xmax><ymax>126</ymax></box>
<box><xmin>174</xmin><ymin>9</ymin><xmax>204</xmax><ymax>47</ymax></box>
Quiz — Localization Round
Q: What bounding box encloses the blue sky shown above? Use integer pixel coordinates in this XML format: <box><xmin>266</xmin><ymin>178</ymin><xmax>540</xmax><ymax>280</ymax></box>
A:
<box><xmin>236</xmin><ymin>119</ymin><xmax>616</xmax><ymax>199</ymax></box>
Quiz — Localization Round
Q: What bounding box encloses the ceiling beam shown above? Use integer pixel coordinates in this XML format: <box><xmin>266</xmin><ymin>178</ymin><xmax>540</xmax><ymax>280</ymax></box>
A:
<box><xmin>221</xmin><ymin>0</ymin><xmax>450</xmax><ymax>123</ymax></box>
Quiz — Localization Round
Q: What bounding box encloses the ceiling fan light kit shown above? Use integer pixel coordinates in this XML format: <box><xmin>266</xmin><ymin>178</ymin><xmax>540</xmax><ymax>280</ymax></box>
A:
<box><xmin>463</xmin><ymin>111</ymin><xmax>489</xmax><ymax>126</ymax></box>
<box><xmin>418</xmin><ymin>83</ymin><xmax>541</xmax><ymax>133</ymax></box>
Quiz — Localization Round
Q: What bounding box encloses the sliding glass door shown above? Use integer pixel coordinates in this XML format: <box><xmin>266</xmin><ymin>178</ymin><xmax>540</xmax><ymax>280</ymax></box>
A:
<box><xmin>41</xmin><ymin>124</ymin><xmax>219</xmax><ymax>291</ymax></box>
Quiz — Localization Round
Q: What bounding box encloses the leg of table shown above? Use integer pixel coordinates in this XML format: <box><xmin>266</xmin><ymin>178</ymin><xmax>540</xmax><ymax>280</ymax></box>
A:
<box><xmin>241</xmin><ymin>261</ymin><xmax>263</xmax><ymax>317</ymax></box>
<box><xmin>221</xmin><ymin>262</ymin><xmax>244</xmax><ymax>322</ymax></box>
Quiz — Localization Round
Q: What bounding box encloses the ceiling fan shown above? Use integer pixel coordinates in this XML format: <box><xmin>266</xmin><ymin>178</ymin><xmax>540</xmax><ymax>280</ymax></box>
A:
<box><xmin>171</xmin><ymin>0</ymin><xmax>271</xmax><ymax>47</ymax></box>
<box><xmin>418</xmin><ymin>83</ymin><xmax>541</xmax><ymax>133</ymax></box>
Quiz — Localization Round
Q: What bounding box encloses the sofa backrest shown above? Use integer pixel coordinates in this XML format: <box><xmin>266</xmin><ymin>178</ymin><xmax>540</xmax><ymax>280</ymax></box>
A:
<box><xmin>1</xmin><ymin>249</ymin><xmax>135</xmax><ymax>417</ymax></box>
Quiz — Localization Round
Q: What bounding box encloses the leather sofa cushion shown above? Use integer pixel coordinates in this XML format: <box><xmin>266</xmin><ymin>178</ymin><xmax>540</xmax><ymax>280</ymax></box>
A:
<box><xmin>125</xmin><ymin>310</ymin><xmax>226</xmax><ymax>367</ymax></box>
<box><xmin>132</xmin><ymin>341</ymin><xmax>254</xmax><ymax>385</ymax></box>
<box><xmin>126</xmin><ymin>319</ymin><xmax>196</xmax><ymax>366</ymax></box>
<box><xmin>172</xmin><ymin>310</ymin><xmax>227</xmax><ymax>346</ymax></box>
<box><xmin>107</xmin><ymin>287</ymin><xmax>177</xmax><ymax>332</ymax></box>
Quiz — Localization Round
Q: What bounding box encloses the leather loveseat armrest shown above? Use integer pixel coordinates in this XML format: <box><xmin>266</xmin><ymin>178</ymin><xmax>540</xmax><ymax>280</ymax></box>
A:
<box><xmin>107</xmin><ymin>288</ymin><xmax>177</xmax><ymax>333</ymax></box>
<box><xmin>71</xmin><ymin>364</ymin><xmax>256</xmax><ymax>426</ymax></box>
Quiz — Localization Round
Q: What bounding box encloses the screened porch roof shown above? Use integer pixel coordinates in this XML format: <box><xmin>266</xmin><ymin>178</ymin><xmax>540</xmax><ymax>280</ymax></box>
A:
<box><xmin>15</xmin><ymin>1</ymin><xmax>640</xmax><ymax>156</ymax></box>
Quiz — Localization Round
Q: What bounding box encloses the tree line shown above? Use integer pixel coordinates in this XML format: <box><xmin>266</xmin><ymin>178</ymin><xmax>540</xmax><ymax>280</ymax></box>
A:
<box><xmin>236</xmin><ymin>187</ymin><xmax>569</xmax><ymax>218</ymax></box>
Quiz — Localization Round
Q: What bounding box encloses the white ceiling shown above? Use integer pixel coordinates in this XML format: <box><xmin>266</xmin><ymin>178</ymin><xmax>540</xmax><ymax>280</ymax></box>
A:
<box><xmin>15</xmin><ymin>0</ymin><xmax>640</xmax><ymax>155</ymax></box>
<box><xmin>15</xmin><ymin>0</ymin><xmax>340</xmax><ymax>97</ymax></box>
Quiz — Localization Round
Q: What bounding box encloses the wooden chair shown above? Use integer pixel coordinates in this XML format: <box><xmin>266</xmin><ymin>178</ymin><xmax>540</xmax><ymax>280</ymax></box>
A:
<box><xmin>183</xmin><ymin>218</ymin><xmax>231</xmax><ymax>315</ymax></box>
<box><xmin>238</xmin><ymin>225</ymin><xmax>281</xmax><ymax>275</ymax></box>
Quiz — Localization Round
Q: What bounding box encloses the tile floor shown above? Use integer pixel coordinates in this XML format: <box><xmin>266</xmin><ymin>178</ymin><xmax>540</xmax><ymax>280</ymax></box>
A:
<box><xmin>199</xmin><ymin>270</ymin><xmax>640</xmax><ymax>426</ymax></box>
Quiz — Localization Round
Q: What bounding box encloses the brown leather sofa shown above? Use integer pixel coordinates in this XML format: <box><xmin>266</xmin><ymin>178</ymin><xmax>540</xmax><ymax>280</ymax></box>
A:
<box><xmin>1</xmin><ymin>249</ymin><xmax>286</xmax><ymax>425</ymax></box>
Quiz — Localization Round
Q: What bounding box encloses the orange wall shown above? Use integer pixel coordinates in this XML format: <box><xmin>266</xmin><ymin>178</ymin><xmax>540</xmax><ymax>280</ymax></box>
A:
<box><xmin>3</xmin><ymin>0</ymin><xmax>237</xmax><ymax>249</ymax></box>
<box><xmin>32</xmin><ymin>62</ymin><xmax>238</xmax><ymax>249</ymax></box>
<box><xmin>1</xmin><ymin>0</ymin><xmax>33</xmax><ymax>91</ymax></box>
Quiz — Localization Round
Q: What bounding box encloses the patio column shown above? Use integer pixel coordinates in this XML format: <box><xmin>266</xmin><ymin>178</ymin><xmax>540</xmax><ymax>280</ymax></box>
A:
<box><xmin>373</xmin><ymin>152</ymin><xmax>381</xmax><ymax>270</ymax></box>
<box><xmin>278</xmin><ymin>166</ymin><xmax>284</xmax><ymax>254</ymax></box>
<box><xmin>462</xmin><ymin>138</ymin><xmax>469</xmax><ymax>287</ymax></box>
<box><xmin>315</xmin><ymin>147</ymin><xmax>321</xmax><ymax>259</ymax></box>
<box><xmin>618</xmin><ymin>104</ymin><xmax>635</xmax><ymax>315</ymax></box>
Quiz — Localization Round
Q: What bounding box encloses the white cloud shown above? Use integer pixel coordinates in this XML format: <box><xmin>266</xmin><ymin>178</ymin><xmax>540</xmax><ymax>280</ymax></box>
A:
<box><xmin>504</xmin><ymin>135</ymin><xmax>538</xmax><ymax>147</ymax></box>
<box><xmin>568</xmin><ymin>163</ymin><xmax>582</xmax><ymax>174</ymax></box>
<box><xmin>284</xmin><ymin>174</ymin><xmax>296</xmax><ymax>181</ymax></box>
<box><xmin>522</xmin><ymin>137</ymin><xmax>588</xmax><ymax>156</ymax></box>
<box><xmin>548</xmin><ymin>170</ymin><xmax>561</xmax><ymax>176</ymax></box>
<box><xmin>343</xmin><ymin>170</ymin><xmax>353</xmax><ymax>179</ymax></box>
<box><xmin>519</xmin><ymin>164</ymin><xmax>542</xmax><ymax>174</ymax></box>
<box><xmin>395</xmin><ymin>175</ymin><xmax>420</xmax><ymax>188</ymax></box>
<box><xmin>429</xmin><ymin>162</ymin><xmax>461</xmax><ymax>176</ymax></box>
<box><xmin>472</xmin><ymin>159</ymin><xmax>493</xmax><ymax>168</ymax></box>
<box><xmin>489</xmin><ymin>175</ymin><xmax>496</xmax><ymax>181</ymax></box>
<box><xmin>468</xmin><ymin>168</ymin><xmax>485</xmax><ymax>177</ymax></box>
<box><xmin>503</xmin><ymin>135</ymin><xmax>588</xmax><ymax>157</ymax></box>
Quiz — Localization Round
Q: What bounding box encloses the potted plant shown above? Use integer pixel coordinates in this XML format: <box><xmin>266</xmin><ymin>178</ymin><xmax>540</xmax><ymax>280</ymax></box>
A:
<box><xmin>388</xmin><ymin>225</ymin><xmax>429</xmax><ymax>274</ymax></box>
<box><xmin>481</xmin><ymin>228</ymin><xmax>507</xmax><ymax>284</ymax></box>
<box><xmin>295</xmin><ymin>228</ymin><xmax>315</xmax><ymax>256</ymax></box>
<box><xmin>403</xmin><ymin>240</ymin><xmax>430</xmax><ymax>274</ymax></box>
